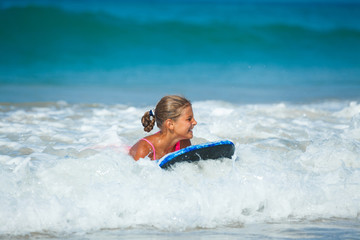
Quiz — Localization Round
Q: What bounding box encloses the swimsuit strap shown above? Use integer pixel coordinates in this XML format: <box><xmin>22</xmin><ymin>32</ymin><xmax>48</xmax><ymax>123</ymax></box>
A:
<box><xmin>140</xmin><ymin>138</ymin><xmax>181</xmax><ymax>160</ymax></box>
<box><xmin>175</xmin><ymin>141</ymin><xmax>181</xmax><ymax>151</ymax></box>
<box><xmin>140</xmin><ymin>138</ymin><xmax>156</xmax><ymax>160</ymax></box>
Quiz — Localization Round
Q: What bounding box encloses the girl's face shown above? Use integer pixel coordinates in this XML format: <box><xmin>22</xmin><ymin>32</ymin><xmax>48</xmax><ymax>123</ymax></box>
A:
<box><xmin>173</xmin><ymin>106</ymin><xmax>197</xmax><ymax>139</ymax></box>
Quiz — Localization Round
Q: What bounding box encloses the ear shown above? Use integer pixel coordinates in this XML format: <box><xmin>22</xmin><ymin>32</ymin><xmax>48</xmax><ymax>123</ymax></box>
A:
<box><xmin>164</xmin><ymin>119</ymin><xmax>175</xmax><ymax>131</ymax></box>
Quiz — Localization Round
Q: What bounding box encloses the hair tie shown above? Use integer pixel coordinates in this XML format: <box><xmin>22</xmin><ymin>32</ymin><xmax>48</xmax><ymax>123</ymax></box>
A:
<box><xmin>149</xmin><ymin>109</ymin><xmax>155</xmax><ymax>118</ymax></box>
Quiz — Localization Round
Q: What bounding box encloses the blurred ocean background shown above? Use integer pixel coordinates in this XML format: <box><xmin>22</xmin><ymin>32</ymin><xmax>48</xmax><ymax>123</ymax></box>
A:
<box><xmin>1</xmin><ymin>0</ymin><xmax>360</xmax><ymax>239</ymax></box>
<box><xmin>1</xmin><ymin>0</ymin><xmax>359</xmax><ymax>104</ymax></box>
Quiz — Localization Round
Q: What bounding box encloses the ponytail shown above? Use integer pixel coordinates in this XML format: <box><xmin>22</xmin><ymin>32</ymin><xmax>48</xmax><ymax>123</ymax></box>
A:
<box><xmin>141</xmin><ymin>110</ymin><xmax>156</xmax><ymax>132</ymax></box>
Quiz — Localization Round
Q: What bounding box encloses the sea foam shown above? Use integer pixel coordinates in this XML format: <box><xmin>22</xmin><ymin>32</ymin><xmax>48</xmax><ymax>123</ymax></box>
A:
<box><xmin>0</xmin><ymin>100</ymin><xmax>359</xmax><ymax>235</ymax></box>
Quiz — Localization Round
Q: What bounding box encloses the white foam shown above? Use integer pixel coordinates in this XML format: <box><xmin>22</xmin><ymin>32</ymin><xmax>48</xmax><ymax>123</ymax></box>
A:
<box><xmin>0</xmin><ymin>100</ymin><xmax>360</xmax><ymax>235</ymax></box>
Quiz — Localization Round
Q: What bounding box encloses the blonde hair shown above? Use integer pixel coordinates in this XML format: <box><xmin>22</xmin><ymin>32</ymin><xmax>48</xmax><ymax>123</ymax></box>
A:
<box><xmin>141</xmin><ymin>95</ymin><xmax>191</xmax><ymax>132</ymax></box>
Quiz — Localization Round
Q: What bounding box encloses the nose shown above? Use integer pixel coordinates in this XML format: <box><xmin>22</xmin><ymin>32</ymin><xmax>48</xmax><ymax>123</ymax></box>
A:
<box><xmin>193</xmin><ymin>118</ymin><xmax>197</xmax><ymax>126</ymax></box>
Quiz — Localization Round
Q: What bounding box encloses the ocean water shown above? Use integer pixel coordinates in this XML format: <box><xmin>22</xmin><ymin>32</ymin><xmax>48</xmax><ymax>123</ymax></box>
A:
<box><xmin>1</xmin><ymin>0</ymin><xmax>360</xmax><ymax>104</ymax></box>
<box><xmin>1</xmin><ymin>100</ymin><xmax>360</xmax><ymax>239</ymax></box>
<box><xmin>1</xmin><ymin>0</ymin><xmax>360</xmax><ymax>239</ymax></box>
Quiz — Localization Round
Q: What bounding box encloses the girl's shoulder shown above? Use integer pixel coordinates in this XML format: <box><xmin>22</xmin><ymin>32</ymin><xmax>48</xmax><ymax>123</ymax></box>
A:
<box><xmin>129</xmin><ymin>137</ymin><xmax>155</xmax><ymax>160</ymax></box>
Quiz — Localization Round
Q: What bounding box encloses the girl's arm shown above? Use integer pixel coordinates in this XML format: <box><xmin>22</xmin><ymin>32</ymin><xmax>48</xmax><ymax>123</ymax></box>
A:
<box><xmin>180</xmin><ymin>139</ymin><xmax>191</xmax><ymax>149</ymax></box>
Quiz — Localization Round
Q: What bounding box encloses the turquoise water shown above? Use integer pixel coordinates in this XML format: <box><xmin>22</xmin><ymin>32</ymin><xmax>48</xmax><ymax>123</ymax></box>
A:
<box><xmin>1</xmin><ymin>0</ymin><xmax>360</xmax><ymax>104</ymax></box>
<box><xmin>1</xmin><ymin>1</ymin><xmax>360</xmax><ymax>239</ymax></box>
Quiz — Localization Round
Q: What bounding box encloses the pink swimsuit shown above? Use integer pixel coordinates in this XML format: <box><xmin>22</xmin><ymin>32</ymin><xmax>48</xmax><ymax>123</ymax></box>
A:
<box><xmin>140</xmin><ymin>138</ymin><xmax>180</xmax><ymax>160</ymax></box>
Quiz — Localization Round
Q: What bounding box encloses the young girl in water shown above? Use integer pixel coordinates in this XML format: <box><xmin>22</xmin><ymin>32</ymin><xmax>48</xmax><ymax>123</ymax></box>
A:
<box><xmin>130</xmin><ymin>95</ymin><xmax>197</xmax><ymax>160</ymax></box>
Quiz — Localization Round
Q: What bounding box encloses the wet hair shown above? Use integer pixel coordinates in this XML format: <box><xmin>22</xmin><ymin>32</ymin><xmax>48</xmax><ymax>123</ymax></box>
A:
<box><xmin>141</xmin><ymin>95</ymin><xmax>191</xmax><ymax>132</ymax></box>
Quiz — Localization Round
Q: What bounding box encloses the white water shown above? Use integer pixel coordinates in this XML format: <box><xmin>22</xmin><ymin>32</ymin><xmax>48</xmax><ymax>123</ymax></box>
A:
<box><xmin>0</xmin><ymin>100</ymin><xmax>360</xmax><ymax>237</ymax></box>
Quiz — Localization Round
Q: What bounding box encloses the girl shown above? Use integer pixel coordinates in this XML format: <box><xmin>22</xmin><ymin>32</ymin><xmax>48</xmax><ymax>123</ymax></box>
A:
<box><xmin>130</xmin><ymin>95</ymin><xmax>197</xmax><ymax>160</ymax></box>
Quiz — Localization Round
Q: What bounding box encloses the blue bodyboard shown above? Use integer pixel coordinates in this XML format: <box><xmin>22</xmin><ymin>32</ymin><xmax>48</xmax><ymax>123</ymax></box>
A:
<box><xmin>158</xmin><ymin>140</ymin><xmax>235</xmax><ymax>169</ymax></box>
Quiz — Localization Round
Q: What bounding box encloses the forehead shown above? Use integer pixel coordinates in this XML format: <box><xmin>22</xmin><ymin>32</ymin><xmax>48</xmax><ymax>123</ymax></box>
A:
<box><xmin>180</xmin><ymin>106</ymin><xmax>193</xmax><ymax>116</ymax></box>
